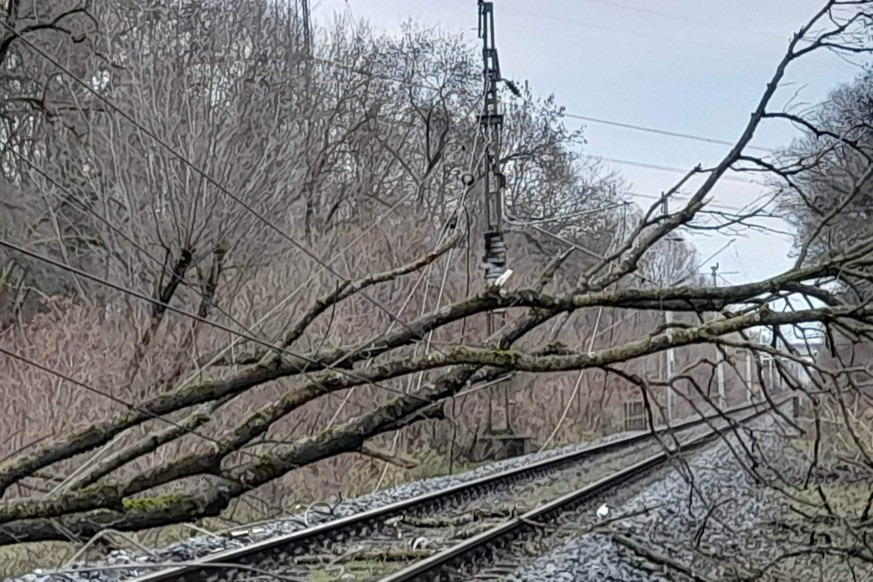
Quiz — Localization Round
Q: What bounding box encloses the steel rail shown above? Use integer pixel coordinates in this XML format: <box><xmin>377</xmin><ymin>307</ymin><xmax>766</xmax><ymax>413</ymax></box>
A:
<box><xmin>129</xmin><ymin>400</ymin><xmax>770</xmax><ymax>582</ymax></box>
<box><xmin>379</xmin><ymin>400</ymin><xmax>786</xmax><ymax>582</ymax></box>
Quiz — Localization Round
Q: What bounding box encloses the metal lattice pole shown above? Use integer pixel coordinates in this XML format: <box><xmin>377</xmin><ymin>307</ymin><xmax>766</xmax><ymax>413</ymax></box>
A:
<box><xmin>478</xmin><ymin>0</ymin><xmax>510</xmax><ymax>432</ymax></box>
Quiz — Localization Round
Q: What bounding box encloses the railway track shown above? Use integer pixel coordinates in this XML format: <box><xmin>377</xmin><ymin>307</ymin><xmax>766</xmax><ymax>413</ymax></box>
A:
<box><xmin>382</xmin><ymin>401</ymin><xmax>783</xmax><ymax>582</ymax></box>
<box><xmin>127</xmin><ymin>401</ymin><xmax>776</xmax><ymax>582</ymax></box>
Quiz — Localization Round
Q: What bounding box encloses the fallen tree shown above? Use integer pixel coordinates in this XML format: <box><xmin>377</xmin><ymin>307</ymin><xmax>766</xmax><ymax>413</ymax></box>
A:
<box><xmin>0</xmin><ymin>2</ymin><xmax>871</xmax><ymax>576</ymax></box>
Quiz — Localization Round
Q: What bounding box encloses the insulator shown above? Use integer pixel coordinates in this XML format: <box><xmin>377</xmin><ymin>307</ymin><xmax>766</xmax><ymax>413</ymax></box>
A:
<box><xmin>483</xmin><ymin>230</ymin><xmax>508</xmax><ymax>284</ymax></box>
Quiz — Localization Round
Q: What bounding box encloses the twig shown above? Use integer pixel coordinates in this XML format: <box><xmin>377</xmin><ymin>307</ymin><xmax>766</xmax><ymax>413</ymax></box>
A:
<box><xmin>358</xmin><ymin>444</ymin><xmax>419</xmax><ymax>469</ymax></box>
<box><xmin>612</xmin><ymin>533</ymin><xmax>718</xmax><ymax>582</ymax></box>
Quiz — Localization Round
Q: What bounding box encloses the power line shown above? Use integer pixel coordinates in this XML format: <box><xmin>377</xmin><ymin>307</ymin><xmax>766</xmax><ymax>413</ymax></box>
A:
<box><xmin>592</xmin><ymin>155</ymin><xmax>765</xmax><ymax>186</ymax></box>
<box><xmin>487</xmin><ymin>3</ymin><xmax>834</xmax><ymax>67</ymax></box>
<box><xmin>623</xmin><ymin>191</ymin><xmax>747</xmax><ymax>213</ymax></box>
<box><xmin>327</xmin><ymin>54</ymin><xmax>778</xmax><ymax>186</ymax></box>
<box><xmin>564</xmin><ymin>112</ymin><xmax>775</xmax><ymax>153</ymax></box>
<box><xmin>231</xmin><ymin>3</ymin><xmax>821</xmax><ymax>182</ymax></box>
<box><xmin>624</xmin><ymin>190</ymin><xmax>786</xmax><ymax>216</ymax></box>
<box><xmin>582</xmin><ymin>0</ymin><xmax>788</xmax><ymax>43</ymax></box>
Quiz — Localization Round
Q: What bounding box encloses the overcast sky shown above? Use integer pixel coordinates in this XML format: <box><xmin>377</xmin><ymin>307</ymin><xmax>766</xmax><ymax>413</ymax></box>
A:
<box><xmin>315</xmin><ymin>0</ymin><xmax>867</xmax><ymax>285</ymax></box>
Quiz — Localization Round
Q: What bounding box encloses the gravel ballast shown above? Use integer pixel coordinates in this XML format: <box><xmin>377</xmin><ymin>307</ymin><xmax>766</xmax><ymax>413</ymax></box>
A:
<box><xmin>505</xmin><ymin>413</ymin><xmax>873</xmax><ymax>582</ymax></box>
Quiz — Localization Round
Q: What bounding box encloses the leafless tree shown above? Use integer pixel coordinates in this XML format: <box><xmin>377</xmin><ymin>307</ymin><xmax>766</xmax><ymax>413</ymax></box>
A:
<box><xmin>0</xmin><ymin>1</ymin><xmax>871</xmax><ymax>578</ymax></box>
